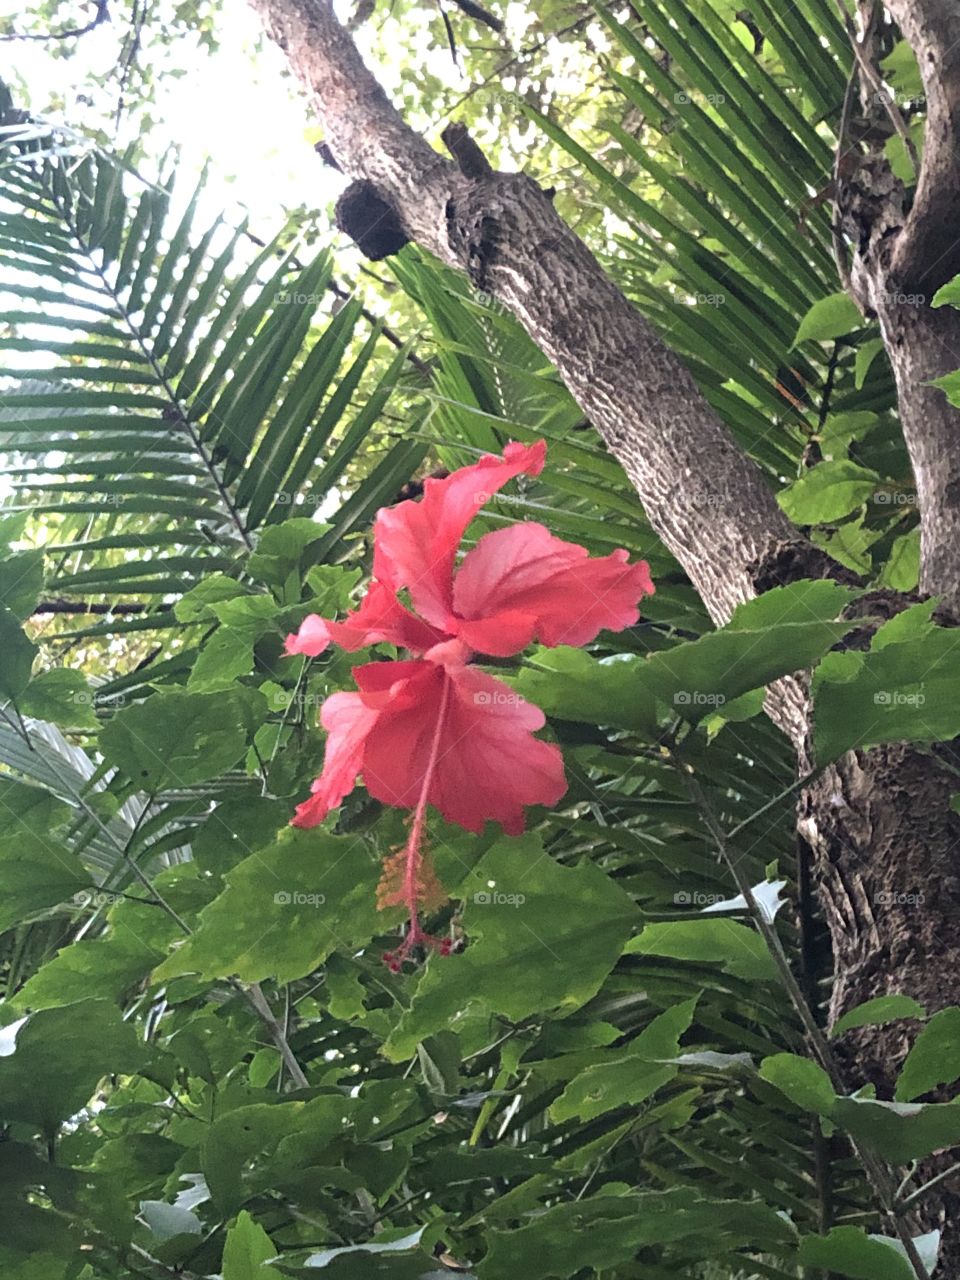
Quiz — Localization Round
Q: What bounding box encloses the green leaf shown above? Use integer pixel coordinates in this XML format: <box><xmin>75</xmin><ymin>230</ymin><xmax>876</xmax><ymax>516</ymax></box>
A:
<box><xmin>793</xmin><ymin>292</ymin><xmax>862</xmax><ymax>346</ymax></box>
<box><xmin>0</xmin><ymin>550</ymin><xmax>43</xmax><ymax>619</ymax></box>
<box><xmin>551</xmin><ymin>999</ymin><xmax>698</xmax><ymax>1122</ymax></box>
<box><xmin>880</xmin><ymin>40</ymin><xmax>924</xmax><ymax>97</ymax></box>
<box><xmin>798</xmin><ymin>1226</ymin><xmax>918</xmax><ymax>1280</ymax></box>
<box><xmin>932</xmin><ymin>273</ymin><xmax>960</xmax><ymax>309</ymax></box>
<box><xmin>518</xmin><ymin>605</ymin><xmax>852</xmax><ymax>734</ymax></box>
<box><xmin>99</xmin><ymin>686</ymin><xmax>265</xmax><ymax>789</ymax></box>
<box><xmin>793</xmin><ymin>292</ymin><xmax>862</xmax><ymax>345</ymax></box>
<box><xmin>0</xmin><ymin>606</ymin><xmax>37</xmax><ymax>701</ymax></box>
<box><xmin>383</xmin><ymin>837</ymin><xmax>639</xmax><ymax>1061</ymax></box>
<box><xmin>477</xmin><ymin>1188</ymin><xmax>793</xmax><ymax>1279</ymax></box>
<box><xmin>880</xmin><ymin>529</ymin><xmax>920</xmax><ymax>592</ymax></box>
<box><xmin>625</xmin><ymin>919</ymin><xmax>776</xmax><ymax>981</ymax></box>
<box><xmin>761</xmin><ymin>1053</ymin><xmax>960</xmax><ymax>1161</ymax></box>
<box><xmin>813</xmin><ymin>620</ymin><xmax>960</xmax><ymax>761</ymax></box>
<box><xmin>18</xmin><ymin>669</ymin><xmax>98</xmax><ymax>729</ymax></box>
<box><xmin>896</xmin><ymin>1007</ymin><xmax>960</xmax><ymax>1101</ymax></box>
<box><xmin>854</xmin><ymin>337</ymin><xmax>885</xmax><ymax>389</ymax></box>
<box><xmin>515</xmin><ymin>646</ymin><xmax>658</xmax><ymax>733</ymax></box>
<box><xmin>153</xmin><ymin>828</ymin><xmax>383</xmax><ymax>984</ymax></box>
<box><xmin>778</xmin><ymin>460</ymin><xmax>879</xmax><ymax>523</ymax></box>
<box><xmin>834</xmin><ymin>1095</ymin><xmax>960</xmax><ymax>1163</ymax></box>
<box><xmin>728</xmin><ymin>580</ymin><xmax>859</xmax><ymax>629</ymax></box>
<box><xmin>759</xmin><ymin>1053</ymin><xmax>836</xmax><ymax>1115</ymax></box>
<box><xmin>0</xmin><ymin>1000</ymin><xmax>143</xmax><ymax>1133</ymax></box>
<box><xmin>222</xmin><ymin>1210</ymin><xmax>277</xmax><ymax>1280</ymax></box>
<box><xmin>202</xmin><ymin>1094</ymin><xmax>354</xmax><ymax>1213</ymax></box>
<box><xmin>0</xmin><ymin>781</ymin><xmax>91</xmax><ymax>931</ymax></box>
<box><xmin>246</xmin><ymin>517</ymin><xmax>332</xmax><ymax>589</ymax></box>
<box><xmin>831</xmin><ymin>995</ymin><xmax>926</xmax><ymax>1038</ymax></box>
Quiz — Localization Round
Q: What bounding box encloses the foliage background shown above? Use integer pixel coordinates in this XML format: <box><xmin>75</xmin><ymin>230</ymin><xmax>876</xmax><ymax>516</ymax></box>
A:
<box><xmin>0</xmin><ymin>3</ymin><xmax>956</xmax><ymax>1278</ymax></box>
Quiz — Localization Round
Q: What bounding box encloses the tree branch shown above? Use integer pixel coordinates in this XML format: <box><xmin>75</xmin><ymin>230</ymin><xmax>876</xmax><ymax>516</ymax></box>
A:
<box><xmin>883</xmin><ymin>0</ymin><xmax>960</xmax><ymax>292</ymax></box>
<box><xmin>32</xmin><ymin>599</ymin><xmax>171</xmax><ymax>615</ymax></box>
<box><xmin>247</xmin><ymin>0</ymin><xmax>818</xmax><ymax>634</ymax></box>
<box><xmin>449</xmin><ymin>0</ymin><xmax>503</xmax><ymax>35</ymax></box>
<box><xmin>0</xmin><ymin>0</ymin><xmax>109</xmax><ymax>42</ymax></box>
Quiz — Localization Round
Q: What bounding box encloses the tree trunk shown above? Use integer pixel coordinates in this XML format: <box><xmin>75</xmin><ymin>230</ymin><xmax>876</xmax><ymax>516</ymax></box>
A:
<box><xmin>248</xmin><ymin>0</ymin><xmax>960</xmax><ymax>1263</ymax></box>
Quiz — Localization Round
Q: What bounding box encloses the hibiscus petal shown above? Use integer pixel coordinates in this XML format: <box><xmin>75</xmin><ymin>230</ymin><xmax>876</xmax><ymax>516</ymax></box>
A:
<box><xmin>286</xmin><ymin>582</ymin><xmax>444</xmax><ymax>659</ymax></box>
<box><xmin>361</xmin><ymin>662</ymin><xmax>566</xmax><ymax>835</ymax></box>
<box><xmin>290</xmin><ymin>691</ymin><xmax>380</xmax><ymax>828</ymax></box>
<box><xmin>372</xmin><ymin>440</ymin><xmax>546</xmax><ymax>628</ymax></box>
<box><xmin>285</xmin><ymin>613</ymin><xmax>331</xmax><ymax>657</ymax></box>
<box><xmin>452</xmin><ymin>522</ymin><xmax>654</xmax><ymax>652</ymax></box>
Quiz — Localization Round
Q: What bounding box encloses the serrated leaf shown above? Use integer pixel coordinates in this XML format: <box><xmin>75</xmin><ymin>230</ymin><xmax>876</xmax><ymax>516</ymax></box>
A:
<box><xmin>383</xmin><ymin>837</ymin><xmax>638</xmax><ymax>1061</ymax></box>
<box><xmin>99</xmin><ymin>687</ymin><xmax>265</xmax><ymax>790</ymax></box>
<box><xmin>778</xmin><ymin>460</ymin><xmax>879</xmax><ymax>523</ymax></box>
<box><xmin>625</xmin><ymin>919</ymin><xmax>776</xmax><ymax>981</ymax></box>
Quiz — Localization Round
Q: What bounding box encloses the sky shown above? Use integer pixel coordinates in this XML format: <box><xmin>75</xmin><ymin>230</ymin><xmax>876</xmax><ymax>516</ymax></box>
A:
<box><xmin>0</xmin><ymin>0</ymin><xmax>528</xmax><ymax>233</ymax></box>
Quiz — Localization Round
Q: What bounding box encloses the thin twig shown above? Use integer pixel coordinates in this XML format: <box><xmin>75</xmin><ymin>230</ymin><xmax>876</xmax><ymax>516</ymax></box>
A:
<box><xmin>242</xmin><ymin>981</ymin><xmax>309</xmax><ymax>1088</ymax></box>
<box><xmin>0</xmin><ymin>0</ymin><xmax>109</xmax><ymax>42</ymax></box>
<box><xmin>899</xmin><ymin>1161</ymin><xmax>960</xmax><ymax>1212</ymax></box>
<box><xmin>670</xmin><ymin>747</ymin><xmax>931</xmax><ymax>1280</ymax></box>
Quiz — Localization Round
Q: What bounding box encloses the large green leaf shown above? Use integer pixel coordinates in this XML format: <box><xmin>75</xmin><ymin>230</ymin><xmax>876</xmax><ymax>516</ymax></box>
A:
<box><xmin>384</xmin><ymin>838</ymin><xmax>639</xmax><ymax>1060</ymax></box>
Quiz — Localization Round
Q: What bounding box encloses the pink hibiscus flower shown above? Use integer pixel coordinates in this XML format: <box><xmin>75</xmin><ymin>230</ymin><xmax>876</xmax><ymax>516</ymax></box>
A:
<box><xmin>285</xmin><ymin>440</ymin><xmax>654</xmax><ymax>965</ymax></box>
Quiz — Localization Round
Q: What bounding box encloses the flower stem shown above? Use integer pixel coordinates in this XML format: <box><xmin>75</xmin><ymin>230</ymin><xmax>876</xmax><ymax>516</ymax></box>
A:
<box><xmin>385</xmin><ymin>671</ymin><xmax>452</xmax><ymax>966</ymax></box>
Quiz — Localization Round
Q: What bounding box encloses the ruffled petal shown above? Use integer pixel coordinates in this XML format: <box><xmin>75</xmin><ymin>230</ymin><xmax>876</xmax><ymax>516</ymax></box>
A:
<box><xmin>372</xmin><ymin>440</ymin><xmax>546</xmax><ymax>628</ymax></box>
<box><xmin>290</xmin><ymin>691</ymin><xmax>380</xmax><ymax>828</ymax></box>
<box><xmin>361</xmin><ymin>662</ymin><xmax>566</xmax><ymax>835</ymax></box>
<box><xmin>286</xmin><ymin>581</ymin><xmax>445</xmax><ymax>659</ymax></box>
<box><xmin>452</xmin><ymin>522</ymin><xmax>654</xmax><ymax>652</ymax></box>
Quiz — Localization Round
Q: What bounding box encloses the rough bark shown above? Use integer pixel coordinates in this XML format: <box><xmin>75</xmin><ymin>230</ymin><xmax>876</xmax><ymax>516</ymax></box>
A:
<box><xmin>839</xmin><ymin>3</ymin><xmax>960</xmax><ymax>601</ymax></box>
<box><xmin>880</xmin><ymin>0</ymin><xmax>960</xmax><ymax>296</ymax></box>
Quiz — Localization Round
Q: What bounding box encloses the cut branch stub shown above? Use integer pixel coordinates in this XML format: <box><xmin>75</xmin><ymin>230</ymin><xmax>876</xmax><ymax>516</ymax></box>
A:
<box><xmin>334</xmin><ymin>179</ymin><xmax>409</xmax><ymax>260</ymax></box>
